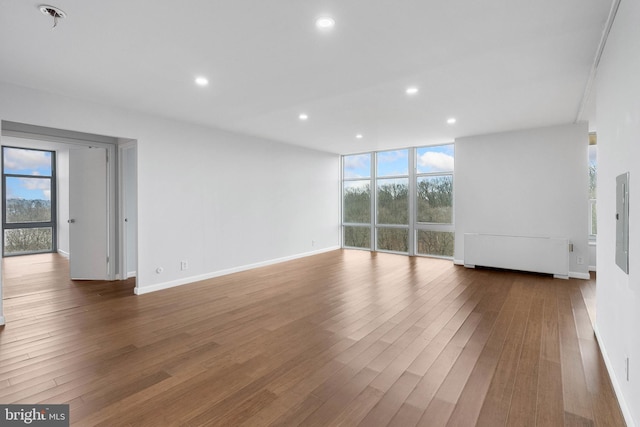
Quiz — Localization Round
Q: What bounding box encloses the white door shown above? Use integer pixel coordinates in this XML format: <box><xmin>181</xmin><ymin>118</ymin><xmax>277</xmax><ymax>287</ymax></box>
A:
<box><xmin>69</xmin><ymin>147</ymin><xmax>108</xmax><ymax>280</ymax></box>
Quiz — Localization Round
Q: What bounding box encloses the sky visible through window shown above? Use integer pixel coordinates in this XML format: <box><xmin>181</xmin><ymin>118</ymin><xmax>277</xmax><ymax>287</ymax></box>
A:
<box><xmin>3</xmin><ymin>147</ymin><xmax>53</xmax><ymax>201</ymax></box>
<box><xmin>588</xmin><ymin>145</ymin><xmax>597</xmax><ymax>167</ymax></box>
<box><xmin>343</xmin><ymin>144</ymin><xmax>455</xmax><ymax>179</ymax></box>
<box><xmin>417</xmin><ymin>144</ymin><xmax>454</xmax><ymax>173</ymax></box>
<box><xmin>377</xmin><ymin>150</ymin><xmax>408</xmax><ymax>177</ymax></box>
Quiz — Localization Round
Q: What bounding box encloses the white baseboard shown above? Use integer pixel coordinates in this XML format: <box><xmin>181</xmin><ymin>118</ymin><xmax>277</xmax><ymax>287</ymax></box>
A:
<box><xmin>127</xmin><ymin>271</ymin><xmax>137</xmax><ymax>279</ymax></box>
<box><xmin>594</xmin><ymin>326</ymin><xmax>636</xmax><ymax>427</ymax></box>
<box><xmin>569</xmin><ymin>271</ymin><xmax>591</xmax><ymax>280</ymax></box>
<box><xmin>453</xmin><ymin>259</ymin><xmax>465</xmax><ymax>266</ymax></box>
<box><xmin>134</xmin><ymin>246</ymin><xmax>340</xmax><ymax>295</ymax></box>
<box><xmin>589</xmin><ymin>265</ymin><xmax>597</xmax><ymax>272</ymax></box>
<box><xmin>0</xmin><ymin>315</ymin><xmax>5</xmax><ymax>326</ymax></box>
<box><xmin>57</xmin><ymin>249</ymin><xmax>70</xmax><ymax>259</ymax></box>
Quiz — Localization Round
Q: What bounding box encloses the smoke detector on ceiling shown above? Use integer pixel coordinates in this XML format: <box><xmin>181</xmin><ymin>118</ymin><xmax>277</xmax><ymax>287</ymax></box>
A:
<box><xmin>39</xmin><ymin>5</ymin><xmax>67</xmax><ymax>28</ymax></box>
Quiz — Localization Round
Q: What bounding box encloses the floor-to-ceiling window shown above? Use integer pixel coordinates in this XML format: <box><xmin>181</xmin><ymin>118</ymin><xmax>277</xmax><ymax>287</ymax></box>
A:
<box><xmin>2</xmin><ymin>146</ymin><xmax>56</xmax><ymax>256</ymax></box>
<box><xmin>588</xmin><ymin>140</ymin><xmax>597</xmax><ymax>239</ymax></box>
<box><xmin>342</xmin><ymin>143</ymin><xmax>454</xmax><ymax>257</ymax></box>
<box><xmin>343</xmin><ymin>153</ymin><xmax>372</xmax><ymax>249</ymax></box>
<box><xmin>415</xmin><ymin>144</ymin><xmax>454</xmax><ymax>257</ymax></box>
<box><xmin>376</xmin><ymin>149</ymin><xmax>409</xmax><ymax>253</ymax></box>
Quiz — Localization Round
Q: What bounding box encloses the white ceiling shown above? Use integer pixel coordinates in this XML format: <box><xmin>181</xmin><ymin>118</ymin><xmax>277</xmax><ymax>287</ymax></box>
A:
<box><xmin>0</xmin><ymin>1</ymin><xmax>611</xmax><ymax>154</ymax></box>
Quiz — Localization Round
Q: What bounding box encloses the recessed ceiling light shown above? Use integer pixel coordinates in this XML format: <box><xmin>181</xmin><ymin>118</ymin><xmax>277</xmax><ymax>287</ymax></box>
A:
<box><xmin>315</xmin><ymin>16</ymin><xmax>335</xmax><ymax>30</ymax></box>
<box><xmin>447</xmin><ymin>117</ymin><xmax>457</xmax><ymax>124</ymax></box>
<box><xmin>406</xmin><ymin>87</ymin><xmax>419</xmax><ymax>95</ymax></box>
<box><xmin>39</xmin><ymin>5</ymin><xmax>67</xmax><ymax>28</ymax></box>
<box><xmin>355</xmin><ymin>134</ymin><xmax>363</xmax><ymax>139</ymax></box>
<box><xmin>195</xmin><ymin>77</ymin><xmax>209</xmax><ymax>86</ymax></box>
<box><xmin>299</xmin><ymin>113</ymin><xmax>308</xmax><ymax>120</ymax></box>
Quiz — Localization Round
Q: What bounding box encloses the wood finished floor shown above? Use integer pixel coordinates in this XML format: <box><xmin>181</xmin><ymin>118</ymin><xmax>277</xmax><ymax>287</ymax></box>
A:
<box><xmin>0</xmin><ymin>250</ymin><xmax>625</xmax><ymax>426</ymax></box>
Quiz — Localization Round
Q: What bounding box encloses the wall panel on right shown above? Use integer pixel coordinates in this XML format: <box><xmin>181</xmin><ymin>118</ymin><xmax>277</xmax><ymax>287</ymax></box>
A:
<box><xmin>595</xmin><ymin>0</ymin><xmax>640</xmax><ymax>423</ymax></box>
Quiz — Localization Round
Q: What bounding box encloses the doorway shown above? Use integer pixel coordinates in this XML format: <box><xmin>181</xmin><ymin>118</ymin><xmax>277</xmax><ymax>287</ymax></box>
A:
<box><xmin>0</xmin><ymin>121</ymin><xmax>137</xmax><ymax>324</ymax></box>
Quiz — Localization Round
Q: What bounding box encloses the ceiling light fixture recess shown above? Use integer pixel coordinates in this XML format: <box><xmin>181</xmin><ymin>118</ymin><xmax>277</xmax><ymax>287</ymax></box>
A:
<box><xmin>315</xmin><ymin>16</ymin><xmax>335</xmax><ymax>30</ymax></box>
<box><xmin>39</xmin><ymin>5</ymin><xmax>66</xmax><ymax>28</ymax></box>
<box><xmin>195</xmin><ymin>76</ymin><xmax>209</xmax><ymax>86</ymax></box>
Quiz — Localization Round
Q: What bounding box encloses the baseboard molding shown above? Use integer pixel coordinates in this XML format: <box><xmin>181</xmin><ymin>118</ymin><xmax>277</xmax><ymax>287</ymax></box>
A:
<box><xmin>589</xmin><ymin>265</ymin><xmax>597</xmax><ymax>272</ymax></box>
<box><xmin>453</xmin><ymin>259</ymin><xmax>465</xmax><ymax>266</ymax></box>
<box><xmin>134</xmin><ymin>246</ymin><xmax>340</xmax><ymax>295</ymax></box>
<box><xmin>57</xmin><ymin>249</ymin><xmax>70</xmax><ymax>259</ymax></box>
<box><xmin>0</xmin><ymin>315</ymin><xmax>5</xmax><ymax>326</ymax></box>
<box><xmin>127</xmin><ymin>271</ymin><xmax>137</xmax><ymax>279</ymax></box>
<box><xmin>594</xmin><ymin>326</ymin><xmax>636</xmax><ymax>427</ymax></box>
<box><xmin>569</xmin><ymin>271</ymin><xmax>591</xmax><ymax>280</ymax></box>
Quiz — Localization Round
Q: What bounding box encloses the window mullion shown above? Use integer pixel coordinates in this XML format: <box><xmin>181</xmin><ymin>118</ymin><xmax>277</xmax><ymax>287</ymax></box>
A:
<box><xmin>408</xmin><ymin>148</ymin><xmax>416</xmax><ymax>256</ymax></box>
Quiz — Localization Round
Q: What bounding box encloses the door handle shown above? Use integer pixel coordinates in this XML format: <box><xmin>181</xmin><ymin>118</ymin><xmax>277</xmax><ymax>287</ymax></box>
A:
<box><xmin>68</xmin><ymin>219</ymin><xmax>75</xmax><ymax>223</ymax></box>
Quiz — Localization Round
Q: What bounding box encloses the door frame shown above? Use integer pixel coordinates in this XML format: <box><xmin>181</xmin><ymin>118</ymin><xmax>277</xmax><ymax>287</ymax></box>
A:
<box><xmin>0</xmin><ymin>122</ymin><xmax>138</xmax><ymax>325</ymax></box>
<box><xmin>0</xmin><ymin>123</ymin><xmax>125</xmax><ymax>281</ymax></box>
<box><xmin>118</xmin><ymin>140</ymin><xmax>137</xmax><ymax>280</ymax></box>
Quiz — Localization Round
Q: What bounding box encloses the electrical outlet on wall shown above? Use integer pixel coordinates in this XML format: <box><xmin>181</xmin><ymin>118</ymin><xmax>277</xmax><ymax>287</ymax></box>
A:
<box><xmin>181</xmin><ymin>260</ymin><xmax>188</xmax><ymax>271</ymax></box>
<box><xmin>577</xmin><ymin>256</ymin><xmax>584</xmax><ymax>265</ymax></box>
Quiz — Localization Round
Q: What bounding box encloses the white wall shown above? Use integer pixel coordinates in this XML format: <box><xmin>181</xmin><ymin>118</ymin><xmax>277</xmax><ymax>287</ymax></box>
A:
<box><xmin>595</xmin><ymin>0</ymin><xmax>640</xmax><ymax>424</ymax></box>
<box><xmin>0</xmin><ymin>82</ymin><xmax>341</xmax><ymax>297</ymax></box>
<box><xmin>454</xmin><ymin>123</ymin><xmax>589</xmax><ymax>278</ymax></box>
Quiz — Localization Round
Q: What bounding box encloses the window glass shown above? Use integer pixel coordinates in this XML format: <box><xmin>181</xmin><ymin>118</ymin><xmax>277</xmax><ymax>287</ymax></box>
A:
<box><xmin>341</xmin><ymin>143</ymin><xmax>455</xmax><ymax>258</ymax></box>
<box><xmin>343</xmin><ymin>153</ymin><xmax>371</xmax><ymax>179</ymax></box>
<box><xmin>416</xmin><ymin>145</ymin><xmax>454</xmax><ymax>174</ymax></box>
<box><xmin>377</xmin><ymin>178</ymin><xmax>408</xmax><ymax>225</ymax></box>
<box><xmin>377</xmin><ymin>149</ymin><xmax>408</xmax><ymax>177</ymax></box>
<box><xmin>589</xmin><ymin>144</ymin><xmax>597</xmax><ymax>237</ymax></box>
<box><xmin>417</xmin><ymin>230</ymin><xmax>454</xmax><ymax>257</ymax></box>
<box><xmin>4</xmin><ymin>227</ymin><xmax>53</xmax><ymax>255</ymax></box>
<box><xmin>3</xmin><ymin>147</ymin><xmax>56</xmax><ymax>256</ymax></box>
<box><xmin>5</xmin><ymin>177</ymin><xmax>52</xmax><ymax>223</ymax></box>
<box><xmin>588</xmin><ymin>145</ymin><xmax>597</xmax><ymax>199</ymax></box>
<box><xmin>3</xmin><ymin>147</ymin><xmax>52</xmax><ymax>176</ymax></box>
<box><xmin>377</xmin><ymin>228</ymin><xmax>408</xmax><ymax>253</ymax></box>
<box><xmin>344</xmin><ymin>226</ymin><xmax>371</xmax><ymax>249</ymax></box>
<box><xmin>417</xmin><ymin>175</ymin><xmax>453</xmax><ymax>223</ymax></box>
<box><xmin>343</xmin><ymin>181</ymin><xmax>370</xmax><ymax>223</ymax></box>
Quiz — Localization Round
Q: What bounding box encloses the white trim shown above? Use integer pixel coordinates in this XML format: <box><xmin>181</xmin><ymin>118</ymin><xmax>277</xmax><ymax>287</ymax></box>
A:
<box><xmin>0</xmin><ymin>316</ymin><xmax>5</xmax><ymax>326</ymax></box>
<box><xmin>57</xmin><ymin>249</ymin><xmax>70</xmax><ymax>258</ymax></box>
<box><xmin>569</xmin><ymin>271</ymin><xmax>591</xmax><ymax>280</ymax></box>
<box><xmin>575</xmin><ymin>0</ymin><xmax>621</xmax><ymax>122</ymax></box>
<box><xmin>134</xmin><ymin>246</ymin><xmax>340</xmax><ymax>295</ymax></box>
<box><xmin>455</xmin><ymin>260</ymin><xmax>589</xmax><ymax>280</ymax></box>
<box><xmin>589</xmin><ymin>265</ymin><xmax>597</xmax><ymax>272</ymax></box>
<box><xmin>127</xmin><ymin>271</ymin><xmax>137</xmax><ymax>279</ymax></box>
<box><xmin>594</xmin><ymin>326</ymin><xmax>636</xmax><ymax>427</ymax></box>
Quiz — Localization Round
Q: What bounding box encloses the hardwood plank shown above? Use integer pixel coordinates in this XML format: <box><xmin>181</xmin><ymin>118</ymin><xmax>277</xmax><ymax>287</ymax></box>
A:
<box><xmin>504</xmin><ymin>281</ymin><xmax>544</xmax><ymax>426</ymax></box>
<box><xmin>0</xmin><ymin>252</ymin><xmax>625</xmax><ymax>427</ymax></box>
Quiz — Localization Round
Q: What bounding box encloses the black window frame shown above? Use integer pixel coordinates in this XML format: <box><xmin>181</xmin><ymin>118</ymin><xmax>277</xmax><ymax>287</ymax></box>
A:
<box><xmin>2</xmin><ymin>146</ymin><xmax>57</xmax><ymax>257</ymax></box>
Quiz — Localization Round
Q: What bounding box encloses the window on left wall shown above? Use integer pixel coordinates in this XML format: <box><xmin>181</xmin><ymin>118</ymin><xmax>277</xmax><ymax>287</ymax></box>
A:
<box><xmin>2</xmin><ymin>146</ymin><xmax>57</xmax><ymax>256</ymax></box>
<box><xmin>588</xmin><ymin>142</ymin><xmax>597</xmax><ymax>239</ymax></box>
<box><xmin>343</xmin><ymin>153</ymin><xmax>372</xmax><ymax>249</ymax></box>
